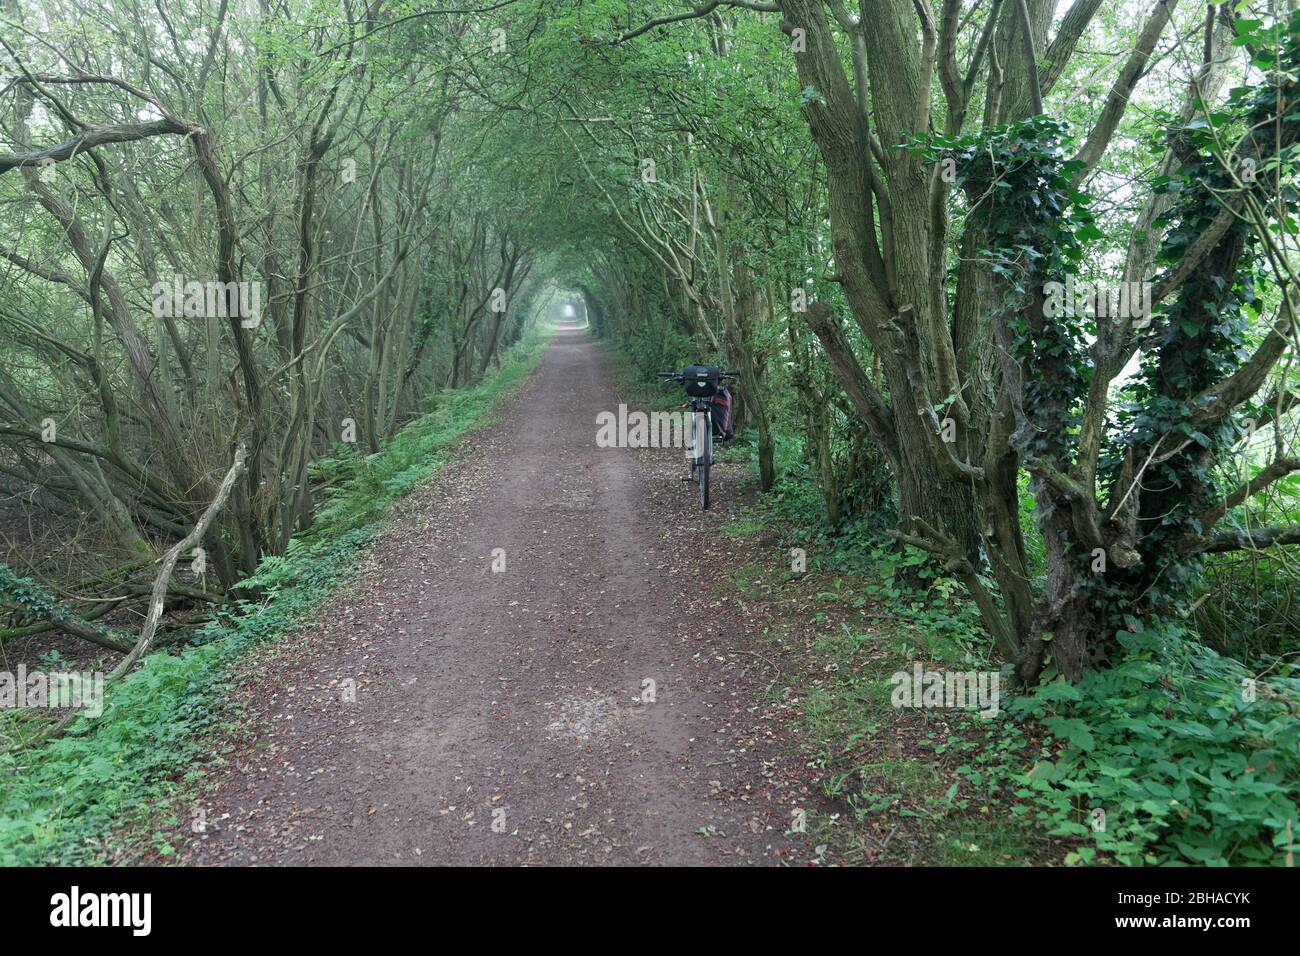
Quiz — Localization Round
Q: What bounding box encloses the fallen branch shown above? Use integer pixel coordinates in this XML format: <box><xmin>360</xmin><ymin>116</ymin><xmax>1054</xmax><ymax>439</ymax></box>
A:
<box><xmin>0</xmin><ymin>564</ymin><xmax>133</xmax><ymax>652</ymax></box>
<box><xmin>15</xmin><ymin>444</ymin><xmax>246</xmax><ymax>749</ymax></box>
<box><xmin>104</xmin><ymin>444</ymin><xmax>247</xmax><ymax>685</ymax></box>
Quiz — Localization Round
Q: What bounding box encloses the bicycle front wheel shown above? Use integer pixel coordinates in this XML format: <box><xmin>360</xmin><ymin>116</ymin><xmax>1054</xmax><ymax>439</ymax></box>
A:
<box><xmin>699</xmin><ymin>423</ymin><xmax>711</xmax><ymax>510</ymax></box>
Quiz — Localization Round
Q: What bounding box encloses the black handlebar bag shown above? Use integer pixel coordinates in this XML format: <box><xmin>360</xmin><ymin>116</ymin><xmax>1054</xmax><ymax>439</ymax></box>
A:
<box><xmin>682</xmin><ymin>365</ymin><xmax>722</xmax><ymax>397</ymax></box>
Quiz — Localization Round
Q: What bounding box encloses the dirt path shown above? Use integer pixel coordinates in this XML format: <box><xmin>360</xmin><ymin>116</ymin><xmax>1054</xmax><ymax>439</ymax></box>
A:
<box><xmin>180</xmin><ymin>327</ymin><xmax>818</xmax><ymax>866</ymax></box>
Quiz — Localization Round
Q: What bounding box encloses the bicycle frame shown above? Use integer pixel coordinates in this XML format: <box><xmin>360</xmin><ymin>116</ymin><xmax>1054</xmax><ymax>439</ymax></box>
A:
<box><xmin>656</xmin><ymin>367</ymin><xmax>738</xmax><ymax>511</ymax></box>
<box><xmin>685</xmin><ymin>400</ymin><xmax>712</xmax><ymax>463</ymax></box>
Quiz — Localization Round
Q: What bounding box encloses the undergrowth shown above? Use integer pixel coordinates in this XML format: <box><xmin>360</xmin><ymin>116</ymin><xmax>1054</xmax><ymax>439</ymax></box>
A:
<box><xmin>0</xmin><ymin>332</ymin><xmax>549</xmax><ymax>865</ymax></box>
<box><xmin>962</xmin><ymin>624</ymin><xmax>1299</xmax><ymax>866</ymax></box>
<box><xmin>726</xmin><ymin>463</ymin><xmax>1300</xmax><ymax>867</ymax></box>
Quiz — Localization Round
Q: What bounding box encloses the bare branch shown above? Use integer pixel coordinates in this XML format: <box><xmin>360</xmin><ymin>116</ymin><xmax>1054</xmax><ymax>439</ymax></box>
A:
<box><xmin>0</xmin><ymin>118</ymin><xmax>194</xmax><ymax>175</ymax></box>
<box><xmin>1071</xmin><ymin>0</ymin><xmax>1180</xmax><ymax>183</ymax></box>
<box><xmin>1184</xmin><ymin>525</ymin><xmax>1300</xmax><ymax>556</ymax></box>
<box><xmin>1195</xmin><ymin>457</ymin><xmax>1300</xmax><ymax>536</ymax></box>
<box><xmin>619</xmin><ymin>0</ymin><xmax>779</xmax><ymax>43</ymax></box>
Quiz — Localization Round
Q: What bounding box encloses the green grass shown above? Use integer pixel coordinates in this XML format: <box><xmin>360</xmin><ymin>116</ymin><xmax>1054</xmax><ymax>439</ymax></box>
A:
<box><xmin>0</xmin><ymin>331</ymin><xmax>550</xmax><ymax>865</ymax></box>
<box><xmin>721</xmin><ymin>487</ymin><xmax>1300</xmax><ymax>866</ymax></box>
<box><xmin>933</xmin><ymin>817</ymin><xmax>1043</xmax><ymax>866</ymax></box>
<box><xmin>716</xmin><ymin>495</ymin><xmax>1053</xmax><ymax>865</ymax></box>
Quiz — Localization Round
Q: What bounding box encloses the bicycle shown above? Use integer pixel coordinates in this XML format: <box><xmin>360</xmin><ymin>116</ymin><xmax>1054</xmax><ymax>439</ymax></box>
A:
<box><xmin>656</xmin><ymin>365</ymin><xmax>739</xmax><ymax>511</ymax></box>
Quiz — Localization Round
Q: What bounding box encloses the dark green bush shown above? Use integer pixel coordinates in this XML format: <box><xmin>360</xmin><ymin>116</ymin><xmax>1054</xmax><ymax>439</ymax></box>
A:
<box><xmin>969</xmin><ymin>623</ymin><xmax>1299</xmax><ymax>866</ymax></box>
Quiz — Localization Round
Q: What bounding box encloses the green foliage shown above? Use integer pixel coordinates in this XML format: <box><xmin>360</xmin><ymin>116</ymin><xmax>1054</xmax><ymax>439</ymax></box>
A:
<box><xmin>0</xmin><ymin>564</ymin><xmax>125</xmax><ymax>645</ymax></box>
<box><xmin>1195</xmin><ymin>546</ymin><xmax>1300</xmax><ymax>661</ymax></box>
<box><xmin>617</xmin><ymin>321</ymin><xmax>706</xmax><ymax>382</ymax></box>
<box><xmin>928</xmin><ymin>115</ymin><xmax>1095</xmax><ymax>460</ymax></box>
<box><xmin>727</xmin><ymin>495</ymin><xmax>1041</xmax><ymax>863</ymax></box>
<box><xmin>0</xmin><ymin>334</ymin><xmax>549</xmax><ymax>865</ymax></box>
<box><xmin>964</xmin><ymin>623</ymin><xmax>1299</xmax><ymax>866</ymax></box>
<box><xmin>741</xmin><ymin>446</ymin><xmax>1300</xmax><ymax>867</ymax></box>
<box><xmin>1101</xmin><ymin>20</ymin><xmax>1300</xmax><ymax>608</ymax></box>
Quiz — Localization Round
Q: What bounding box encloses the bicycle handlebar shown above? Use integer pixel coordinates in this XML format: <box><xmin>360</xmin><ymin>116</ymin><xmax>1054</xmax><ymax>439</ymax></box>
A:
<box><xmin>656</xmin><ymin>369</ymin><xmax>741</xmax><ymax>379</ymax></box>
